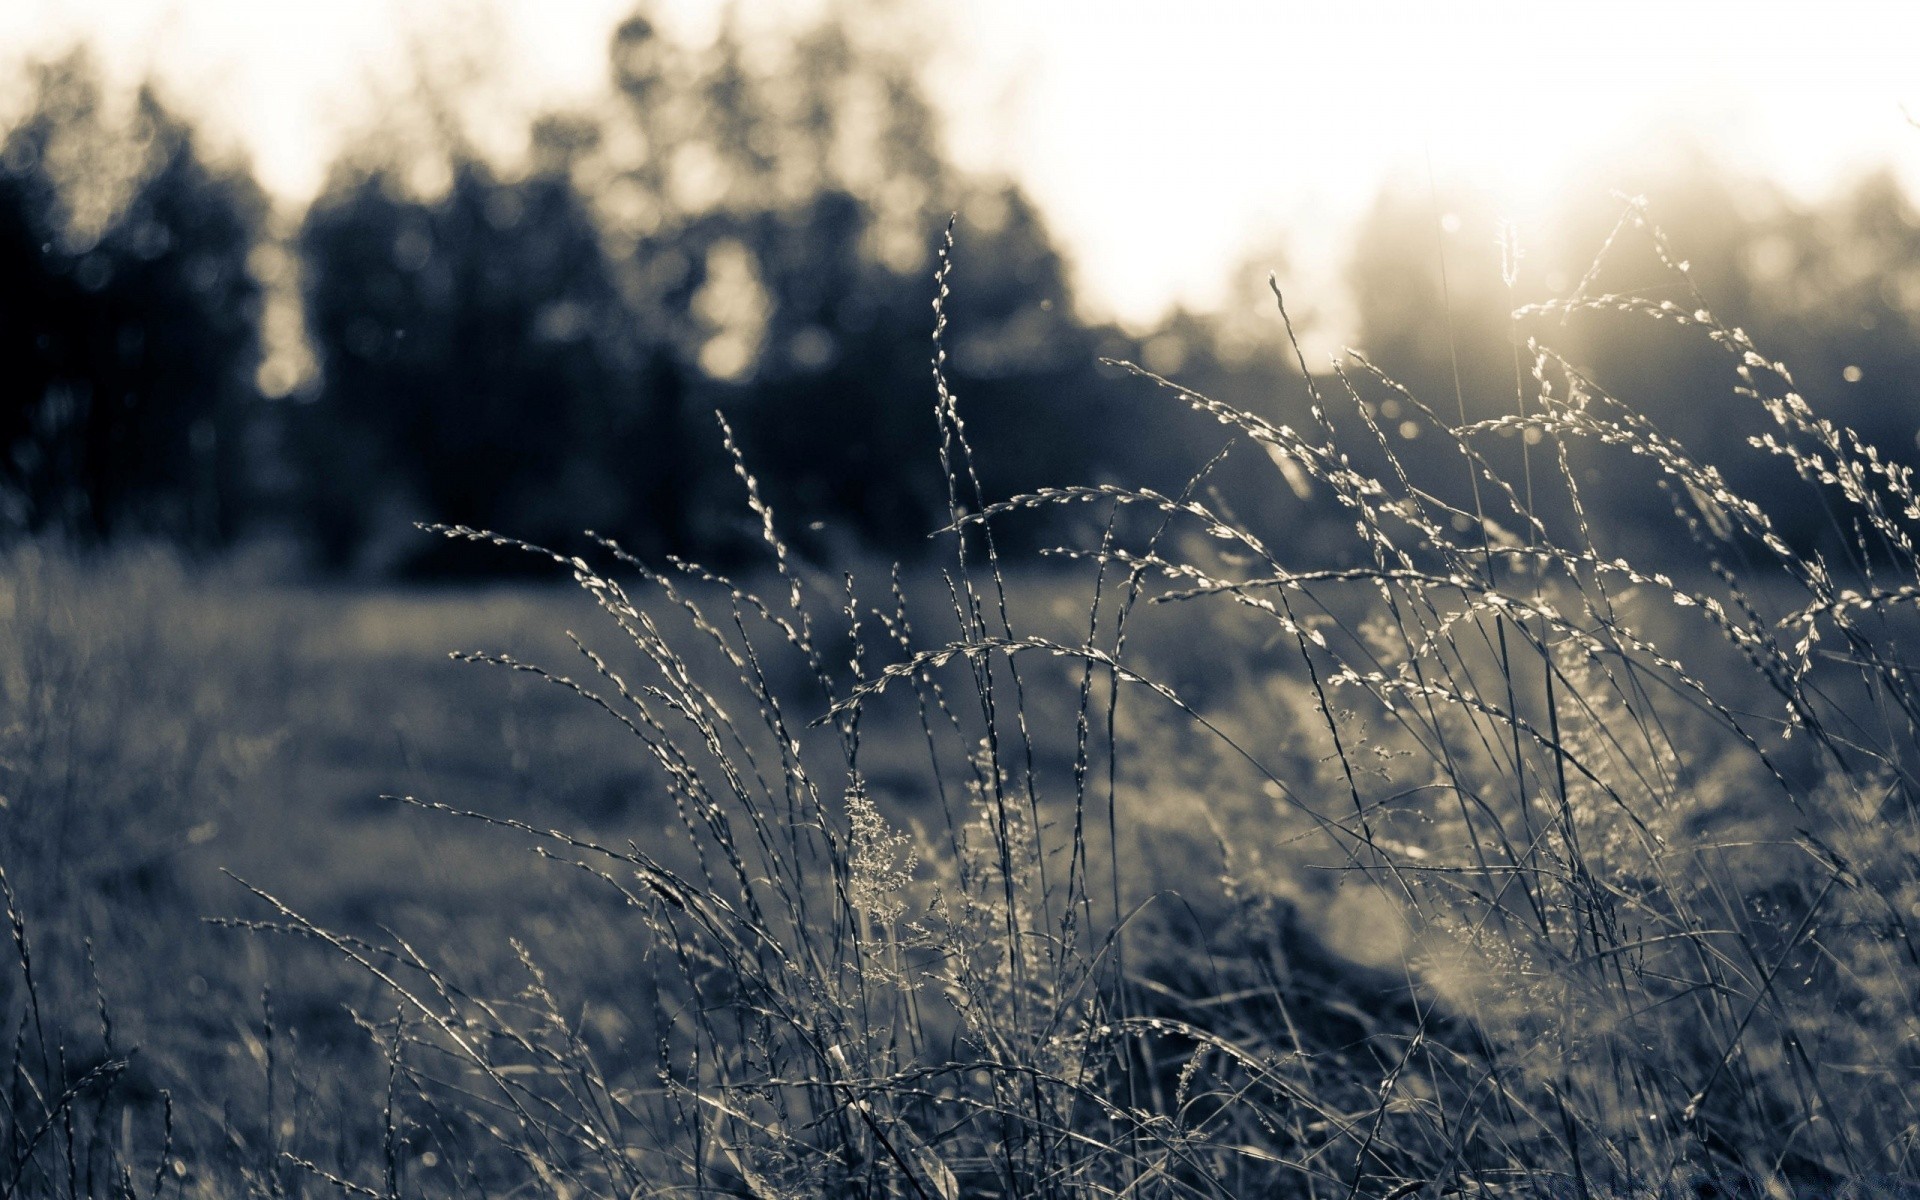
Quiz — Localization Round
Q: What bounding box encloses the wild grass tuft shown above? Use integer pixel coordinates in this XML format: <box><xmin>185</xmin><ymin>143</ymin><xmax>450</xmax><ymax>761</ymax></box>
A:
<box><xmin>264</xmin><ymin>207</ymin><xmax>1920</xmax><ymax>1198</ymax></box>
<box><xmin>11</xmin><ymin>202</ymin><xmax>1920</xmax><ymax>1199</ymax></box>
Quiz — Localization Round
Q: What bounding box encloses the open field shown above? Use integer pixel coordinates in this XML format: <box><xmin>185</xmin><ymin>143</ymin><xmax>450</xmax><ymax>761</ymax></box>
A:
<box><xmin>0</xmin><ymin>539</ymin><xmax>1391</xmax><ymax>1193</ymax></box>
<box><xmin>7</xmin><ymin>226</ymin><xmax>1920</xmax><ymax>1199</ymax></box>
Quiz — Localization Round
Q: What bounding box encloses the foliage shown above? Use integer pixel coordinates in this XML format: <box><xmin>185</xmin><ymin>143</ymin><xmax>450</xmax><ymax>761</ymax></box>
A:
<box><xmin>296</xmin><ymin>159</ymin><xmax>633</xmax><ymax>570</ymax></box>
<box><xmin>12</xmin><ymin>19</ymin><xmax>1920</xmax><ymax>582</ymax></box>
<box><xmin>286</xmin><ymin>4</ymin><xmax>1142</xmax><ymax>574</ymax></box>
<box><xmin>0</xmin><ymin>52</ymin><xmax>264</xmax><ymax>548</ymax></box>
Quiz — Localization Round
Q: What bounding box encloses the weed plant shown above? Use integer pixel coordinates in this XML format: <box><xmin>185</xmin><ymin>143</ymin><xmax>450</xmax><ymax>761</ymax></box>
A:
<box><xmin>10</xmin><ymin>203</ymin><xmax>1920</xmax><ymax>1199</ymax></box>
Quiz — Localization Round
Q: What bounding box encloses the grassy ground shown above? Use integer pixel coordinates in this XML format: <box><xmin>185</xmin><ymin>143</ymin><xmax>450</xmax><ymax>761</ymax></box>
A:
<box><xmin>0</xmin><ymin>539</ymin><xmax>1358</xmax><ymax>1197</ymax></box>
<box><xmin>8</xmin><ymin>215</ymin><xmax>1920</xmax><ymax>1198</ymax></box>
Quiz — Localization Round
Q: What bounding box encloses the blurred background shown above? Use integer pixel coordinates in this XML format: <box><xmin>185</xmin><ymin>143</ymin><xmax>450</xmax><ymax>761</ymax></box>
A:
<box><xmin>4</xmin><ymin>6</ymin><xmax>1920</xmax><ymax>1179</ymax></box>
<box><xmin>4</xmin><ymin>0</ymin><xmax>1919</xmax><ymax>574</ymax></box>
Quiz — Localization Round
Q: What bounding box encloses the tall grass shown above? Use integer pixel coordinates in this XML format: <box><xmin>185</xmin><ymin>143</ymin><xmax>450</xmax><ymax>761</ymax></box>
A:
<box><xmin>0</xmin><ymin>547</ymin><xmax>269</xmax><ymax>1200</ymax></box>
<box><xmin>12</xmin><ymin>202</ymin><xmax>1920</xmax><ymax>1198</ymax></box>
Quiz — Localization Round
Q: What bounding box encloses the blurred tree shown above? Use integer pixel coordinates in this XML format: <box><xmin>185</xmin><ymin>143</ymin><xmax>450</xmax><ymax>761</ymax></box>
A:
<box><xmin>0</xmin><ymin>66</ymin><xmax>74</xmax><ymax>534</ymax></box>
<box><xmin>1338</xmin><ymin>153</ymin><xmax>1920</xmax><ymax>561</ymax></box>
<box><xmin>0</xmin><ymin>54</ymin><xmax>264</xmax><ymax>547</ymax></box>
<box><xmin>597</xmin><ymin>5</ymin><xmax>1131</xmax><ymax>559</ymax></box>
<box><xmin>937</xmin><ymin>185</ymin><xmax>1116</xmax><ymax>511</ymax></box>
<box><xmin>297</xmin><ymin>157</ymin><xmax>632</xmax><ymax>571</ymax></box>
<box><xmin>1346</xmin><ymin>185</ymin><xmax>1514</xmax><ymax>422</ymax></box>
<box><xmin>1726</xmin><ymin>170</ymin><xmax>1920</xmax><ymax>485</ymax></box>
<box><xmin>277</xmin><ymin>1</ymin><xmax>1148</xmax><ymax>572</ymax></box>
<box><xmin>731</xmin><ymin>189</ymin><xmax>944</xmax><ymax>550</ymax></box>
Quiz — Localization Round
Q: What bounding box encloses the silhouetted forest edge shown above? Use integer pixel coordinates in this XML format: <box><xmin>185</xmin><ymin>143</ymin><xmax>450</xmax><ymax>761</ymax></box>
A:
<box><xmin>7</xmin><ymin>17</ymin><xmax>1920</xmax><ymax>578</ymax></box>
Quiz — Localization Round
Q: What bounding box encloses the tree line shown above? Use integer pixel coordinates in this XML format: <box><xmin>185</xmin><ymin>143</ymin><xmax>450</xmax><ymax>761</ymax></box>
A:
<box><xmin>4</xmin><ymin>14</ymin><xmax>1919</xmax><ymax>574</ymax></box>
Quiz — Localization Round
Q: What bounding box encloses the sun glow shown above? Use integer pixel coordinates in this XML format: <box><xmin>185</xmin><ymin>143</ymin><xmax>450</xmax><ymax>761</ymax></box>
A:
<box><xmin>943</xmin><ymin>0</ymin><xmax>1920</xmax><ymax>326</ymax></box>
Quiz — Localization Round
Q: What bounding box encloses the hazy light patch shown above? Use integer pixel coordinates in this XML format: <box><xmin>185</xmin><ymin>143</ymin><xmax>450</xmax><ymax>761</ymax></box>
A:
<box><xmin>1317</xmin><ymin>880</ymin><xmax>1409</xmax><ymax>970</ymax></box>
<box><xmin>0</xmin><ymin>0</ymin><xmax>643</xmax><ymax>200</ymax></box>
<box><xmin>1</xmin><ymin>0</ymin><xmax>413</xmax><ymax>198</ymax></box>
<box><xmin>943</xmin><ymin>0</ymin><xmax>1920</xmax><ymax>329</ymax></box>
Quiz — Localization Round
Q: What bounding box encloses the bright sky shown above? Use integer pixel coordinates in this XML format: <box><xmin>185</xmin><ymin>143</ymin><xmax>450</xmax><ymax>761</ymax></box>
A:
<box><xmin>6</xmin><ymin>0</ymin><xmax>1920</xmax><ymax>333</ymax></box>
